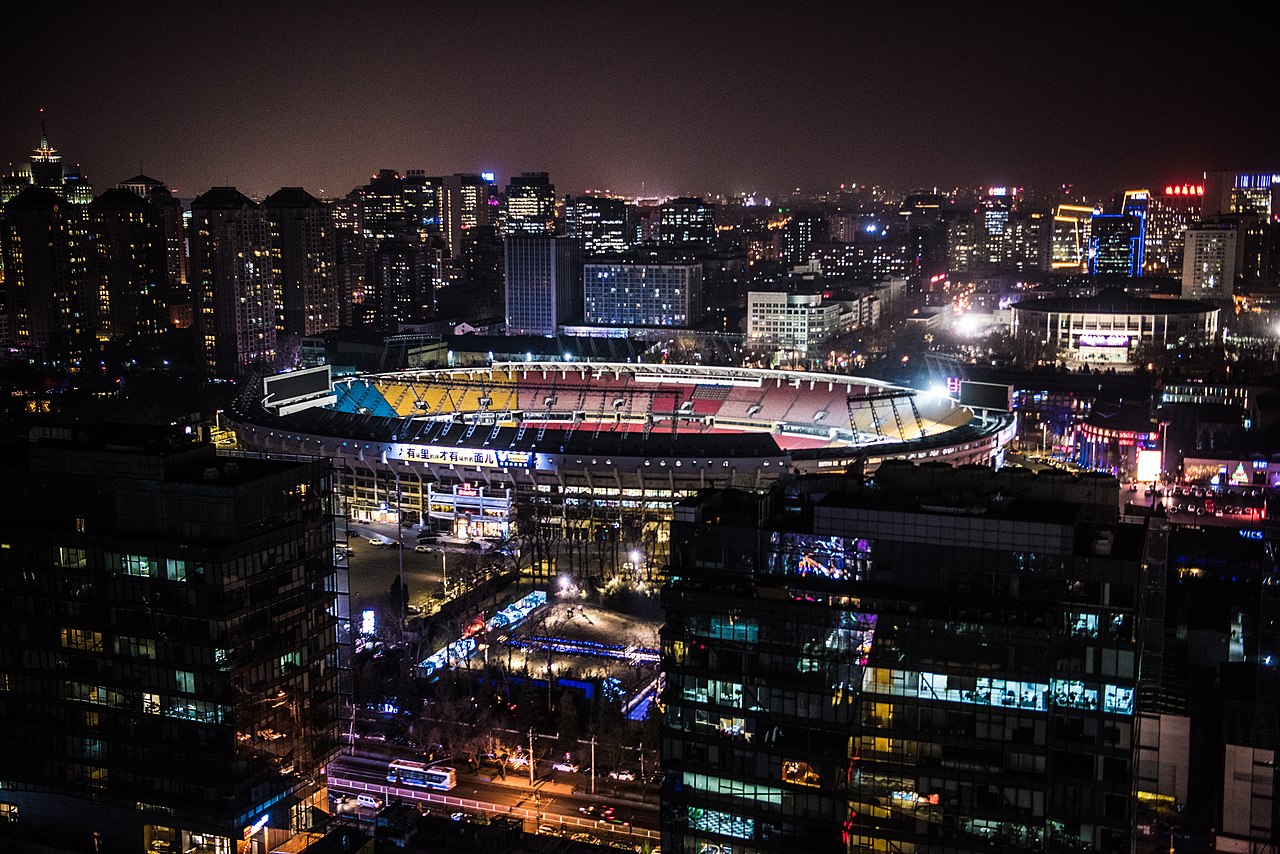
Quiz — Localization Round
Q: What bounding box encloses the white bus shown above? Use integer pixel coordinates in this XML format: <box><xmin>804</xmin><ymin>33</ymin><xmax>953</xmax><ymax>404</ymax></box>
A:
<box><xmin>387</xmin><ymin>759</ymin><xmax>457</xmax><ymax>791</ymax></box>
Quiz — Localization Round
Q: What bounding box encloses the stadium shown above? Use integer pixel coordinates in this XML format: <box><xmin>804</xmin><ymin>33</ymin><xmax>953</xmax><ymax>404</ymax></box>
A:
<box><xmin>228</xmin><ymin>362</ymin><xmax>1016</xmax><ymax>563</ymax></box>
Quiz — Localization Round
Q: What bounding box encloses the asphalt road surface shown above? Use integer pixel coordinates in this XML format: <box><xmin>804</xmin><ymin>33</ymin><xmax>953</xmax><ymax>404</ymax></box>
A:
<box><xmin>328</xmin><ymin>753</ymin><xmax>660</xmax><ymax>836</ymax></box>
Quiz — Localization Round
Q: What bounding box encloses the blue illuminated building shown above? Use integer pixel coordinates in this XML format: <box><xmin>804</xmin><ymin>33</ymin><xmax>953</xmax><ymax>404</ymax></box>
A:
<box><xmin>1089</xmin><ymin>213</ymin><xmax>1143</xmax><ymax>277</ymax></box>
<box><xmin>661</xmin><ymin>462</ymin><xmax>1164</xmax><ymax>853</ymax></box>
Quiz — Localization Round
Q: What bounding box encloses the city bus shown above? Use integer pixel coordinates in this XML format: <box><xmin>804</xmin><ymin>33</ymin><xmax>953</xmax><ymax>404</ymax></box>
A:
<box><xmin>387</xmin><ymin>759</ymin><xmax>457</xmax><ymax>791</ymax></box>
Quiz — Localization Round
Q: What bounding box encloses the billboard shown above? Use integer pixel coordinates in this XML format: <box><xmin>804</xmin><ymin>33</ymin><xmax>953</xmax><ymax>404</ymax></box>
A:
<box><xmin>1136</xmin><ymin>449</ymin><xmax>1162</xmax><ymax>482</ymax></box>
<box><xmin>263</xmin><ymin>366</ymin><xmax>332</xmax><ymax>406</ymax></box>
<box><xmin>958</xmin><ymin>381</ymin><xmax>1012</xmax><ymax>412</ymax></box>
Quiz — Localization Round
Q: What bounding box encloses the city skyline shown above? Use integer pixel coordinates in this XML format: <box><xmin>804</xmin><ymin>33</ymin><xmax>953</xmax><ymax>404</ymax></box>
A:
<box><xmin>3</xmin><ymin>4</ymin><xmax>1277</xmax><ymax>200</ymax></box>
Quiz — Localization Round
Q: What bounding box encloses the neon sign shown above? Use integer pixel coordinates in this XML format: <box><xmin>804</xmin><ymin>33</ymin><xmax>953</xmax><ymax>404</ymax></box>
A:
<box><xmin>1240</xmin><ymin>529</ymin><xmax>1263</xmax><ymax>540</ymax></box>
<box><xmin>389</xmin><ymin>444</ymin><xmax>535</xmax><ymax>468</ymax></box>
<box><xmin>244</xmin><ymin>814</ymin><xmax>269</xmax><ymax>838</ymax></box>
<box><xmin>1164</xmin><ymin>184</ymin><xmax>1204</xmax><ymax>197</ymax></box>
<box><xmin>1077</xmin><ymin>334</ymin><xmax>1130</xmax><ymax>347</ymax></box>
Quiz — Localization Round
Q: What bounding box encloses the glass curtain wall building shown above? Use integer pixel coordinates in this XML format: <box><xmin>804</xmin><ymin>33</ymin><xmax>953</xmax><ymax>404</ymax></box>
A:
<box><xmin>0</xmin><ymin>425</ymin><xmax>349</xmax><ymax>853</ymax></box>
<box><xmin>661</xmin><ymin>462</ymin><xmax>1165</xmax><ymax>854</ymax></box>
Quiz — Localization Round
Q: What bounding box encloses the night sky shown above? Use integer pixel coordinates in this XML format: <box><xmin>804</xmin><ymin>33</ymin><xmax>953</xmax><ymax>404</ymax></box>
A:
<box><xmin>3</xmin><ymin>3</ymin><xmax>1277</xmax><ymax>200</ymax></box>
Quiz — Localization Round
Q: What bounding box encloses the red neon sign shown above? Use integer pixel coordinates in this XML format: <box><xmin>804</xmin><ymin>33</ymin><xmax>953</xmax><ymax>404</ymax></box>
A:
<box><xmin>1164</xmin><ymin>184</ymin><xmax>1204</xmax><ymax>197</ymax></box>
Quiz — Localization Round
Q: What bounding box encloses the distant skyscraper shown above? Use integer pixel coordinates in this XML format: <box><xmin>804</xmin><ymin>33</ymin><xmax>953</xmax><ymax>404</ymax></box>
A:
<box><xmin>1</xmin><ymin>120</ymin><xmax>93</xmax><ymax>205</ymax></box>
<box><xmin>980</xmin><ymin>194</ymin><xmax>1010</xmax><ymax>265</ymax></box>
<box><xmin>1089</xmin><ymin>214</ymin><xmax>1142</xmax><ymax>276</ymax></box>
<box><xmin>583</xmin><ymin>262</ymin><xmax>701</xmax><ymax>327</ymax></box>
<box><xmin>566</xmin><ymin>195</ymin><xmax>630</xmax><ymax>255</ymax></box>
<box><xmin>1181</xmin><ymin>221</ymin><xmax>1239</xmax><ymax>302</ymax></box>
<box><xmin>440</xmin><ymin>173</ymin><xmax>491</xmax><ymax>259</ymax></box>
<box><xmin>372</xmin><ymin>236</ymin><xmax>439</xmax><ymax>326</ymax></box>
<box><xmin>402</xmin><ymin>170</ymin><xmax>443</xmax><ymax>235</ymax></box>
<box><xmin>1005</xmin><ymin>210</ymin><xmax>1050</xmax><ymax>272</ymax></box>
<box><xmin>659</xmin><ymin>197</ymin><xmax>716</xmax><ymax>246</ymax></box>
<box><xmin>503</xmin><ymin>235</ymin><xmax>582</xmax><ymax>335</ymax></box>
<box><xmin>330</xmin><ymin>191</ymin><xmax>366</xmax><ymax>328</ymax></box>
<box><xmin>502</xmin><ymin>172</ymin><xmax>556</xmax><ymax>236</ymax></box>
<box><xmin>0</xmin><ymin>424</ymin><xmax>346</xmax><ymax>852</ymax></box>
<box><xmin>0</xmin><ymin>187</ymin><xmax>91</xmax><ymax>368</ymax></box>
<box><xmin>361</xmin><ymin>169</ymin><xmax>408</xmax><ymax>241</ymax></box>
<box><xmin>263</xmin><ymin>187</ymin><xmax>340</xmax><ymax>339</ymax></box>
<box><xmin>942</xmin><ymin>209</ymin><xmax>978</xmax><ymax>274</ymax></box>
<box><xmin>188</xmin><ymin>187</ymin><xmax>277</xmax><ymax>377</ymax></box>
<box><xmin>1203</xmin><ymin>171</ymin><xmax>1279</xmax><ymax>219</ymax></box>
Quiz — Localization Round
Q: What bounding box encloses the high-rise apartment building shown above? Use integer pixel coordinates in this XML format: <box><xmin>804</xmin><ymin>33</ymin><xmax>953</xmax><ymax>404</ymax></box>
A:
<box><xmin>440</xmin><ymin>173</ymin><xmax>491</xmax><ymax>259</ymax></box>
<box><xmin>503</xmin><ymin>235</ymin><xmax>582</xmax><ymax>335</ymax></box>
<box><xmin>781</xmin><ymin>212</ymin><xmax>828</xmax><ymax>266</ymax></box>
<box><xmin>662</xmin><ymin>463</ymin><xmax>1163</xmax><ymax>854</ymax></box>
<box><xmin>0</xmin><ymin>187</ymin><xmax>92</xmax><ymax>369</ymax></box>
<box><xmin>583</xmin><ymin>262</ymin><xmax>701</xmax><ymax>327</ymax></box>
<box><xmin>659</xmin><ymin>197</ymin><xmax>716</xmax><ymax>246</ymax></box>
<box><xmin>188</xmin><ymin>187</ymin><xmax>277</xmax><ymax>377</ymax></box>
<box><xmin>502</xmin><ymin>172</ymin><xmax>556</xmax><ymax>236</ymax></box>
<box><xmin>372</xmin><ymin>236</ymin><xmax>440</xmax><ymax>326</ymax></box>
<box><xmin>1181</xmin><ymin>221</ymin><xmax>1240</xmax><ymax>302</ymax></box>
<box><xmin>85</xmin><ymin>188</ymin><xmax>170</xmax><ymax>349</ymax></box>
<box><xmin>566</xmin><ymin>195</ymin><xmax>630</xmax><ymax>255</ymax></box>
<box><xmin>0</xmin><ymin>424</ymin><xmax>348</xmax><ymax>852</ymax></box>
<box><xmin>263</xmin><ymin>188</ymin><xmax>340</xmax><ymax>339</ymax></box>
<box><xmin>118</xmin><ymin>175</ymin><xmax>187</xmax><ymax>296</ymax></box>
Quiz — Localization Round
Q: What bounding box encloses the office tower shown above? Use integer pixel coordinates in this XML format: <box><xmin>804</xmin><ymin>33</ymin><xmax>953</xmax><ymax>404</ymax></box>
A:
<box><xmin>2</xmin><ymin>121</ymin><xmax>93</xmax><ymax>206</ymax></box>
<box><xmin>1089</xmin><ymin>214</ymin><xmax>1142</xmax><ymax>276</ymax></box>
<box><xmin>662</xmin><ymin>464</ymin><xmax>1162</xmax><ymax>854</ymax></box>
<box><xmin>1182</xmin><ymin>221</ymin><xmax>1240</xmax><ymax>302</ymax></box>
<box><xmin>0</xmin><ymin>187</ymin><xmax>92</xmax><ymax>369</ymax></box>
<box><xmin>1203</xmin><ymin>171</ymin><xmax>1279</xmax><ymax>219</ymax></box>
<box><xmin>361</xmin><ymin>169</ymin><xmax>407</xmax><ymax>241</ymax></box>
<box><xmin>980</xmin><ymin>193</ymin><xmax>1011</xmax><ymax>265</ymax></box>
<box><xmin>188</xmin><ymin>187</ymin><xmax>276</xmax><ymax>377</ymax></box>
<box><xmin>372</xmin><ymin>235</ymin><xmax>439</xmax><ymax>326</ymax></box>
<box><xmin>1051</xmin><ymin>205</ymin><xmax>1096</xmax><ymax>273</ymax></box>
<box><xmin>1145</xmin><ymin>190</ymin><xmax>1198</xmax><ymax>278</ymax></box>
<box><xmin>1005</xmin><ymin>210</ymin><xmax>1050</xmax><ymax>272</ymax></box>
<box><xmin>503</xmin><ymin>235</ymin><xmax>582</xmax><ymax>335</ymax></box>
<box><xmin>0</xmin><ymin>424</ymin><xmax>347</xmax><ymax>852</ymax></box>
<box><xmin>781</xmin><ymin>212</ymin><xmax>828</xmax><ymax>266</ymax></box>
<box><xmin>85</xmin><ymin>188</ymin><xmax>170</xmax><ymax>350</ymax></box>
<box><xmin>566</xmin><ymin>195</ymin><xmax>630</xmax><ymax>255</ymax></box>
<box><xmin>1118</xmin><ymin>190</ymin><xmax>1151</xmax><ymax>274</ymax></box>
<box><xmin>440</xmin><ymin>173</ymin><xmax>491</xmax><ymax>259</ymax></box>
<box><xmin>119</xmin><ymin>175</ymin><xmax>188</xmax><ymax>300</ymax></box>
<box><xmin>263</xmin><ymin>187</ymin><xmax>339</xmax><ymax>340</ymax></box>
<box><xmin>502</xmin><ymin>172</ymin><xmax>556</xmax><ymax>236</ymax></box>
<box><xmin>583</xmin><ymin>261</ymin><xmax>702</xmax><ymax>327</ymax></box>
<box><xmin>402</xmin><ymin>170</ymin><xmax>442</xmax><ymax>236</ymax></box>
<box><xmin>659</xmin><ymin>197</ymin><xmax>716</xmax><ymax>246</ymax></box>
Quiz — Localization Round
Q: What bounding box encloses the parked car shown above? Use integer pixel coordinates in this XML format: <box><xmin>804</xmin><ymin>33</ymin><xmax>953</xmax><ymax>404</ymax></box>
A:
<box><xmin>414</xmin><ymin>545</ymin><xmax>433</xmax><ymax>553</ymax></box>
<box><xmin>552</xmin><ymin>761</ymin><xmax>579</xmax><ymax>772</ymax></box>
<box><xmin>608</xmin><ymin>768</ymin><xmax>637</xmax><ymax>782</ymax></box>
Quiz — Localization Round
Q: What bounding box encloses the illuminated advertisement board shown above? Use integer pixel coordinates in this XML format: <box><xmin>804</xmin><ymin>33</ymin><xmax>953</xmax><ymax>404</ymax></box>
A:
<box><xmin>1076</xmin><ymin>334</ymin><xmax>1131</xmax><ymax>348</ymax></box>
<box><xmin>388</xmin><ymin>444</ymin><xmax>536</xmax><ymax>468</ymax></box>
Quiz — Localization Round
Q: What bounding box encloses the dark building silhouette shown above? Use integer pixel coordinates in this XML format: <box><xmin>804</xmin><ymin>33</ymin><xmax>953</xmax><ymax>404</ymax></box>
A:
<box><xmin>0</xmin><ymin>424</ymin><xmax>348</xmax><ymax>852</ymax></box>
<box><xmin>85</xmin><ymin>188</ymin><xmax>171</xmax><ymax>355</ymax></box>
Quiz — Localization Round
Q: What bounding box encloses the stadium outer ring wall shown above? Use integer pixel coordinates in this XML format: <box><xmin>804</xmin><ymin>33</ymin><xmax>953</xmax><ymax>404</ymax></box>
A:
<box><xmin>227</xmin><ymin>361</ymin><xmax>1017</xmax><ymax>562</ymax></box>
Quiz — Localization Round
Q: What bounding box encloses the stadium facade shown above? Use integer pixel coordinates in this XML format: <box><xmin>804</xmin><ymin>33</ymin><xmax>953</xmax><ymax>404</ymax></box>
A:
<box><xmin>229</xmin><ymin>363</ymin><xmax>1016</xmax><ymax>566</ymax></box>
